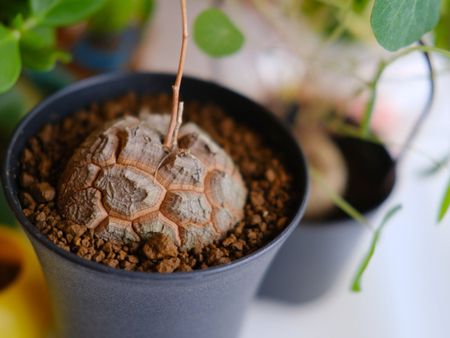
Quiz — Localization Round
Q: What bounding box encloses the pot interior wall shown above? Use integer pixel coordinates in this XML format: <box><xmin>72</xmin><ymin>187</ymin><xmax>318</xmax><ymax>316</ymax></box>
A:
<box><xmin>312</xmin><ymin>136</ymin><xmax>396</xmax><ymax>224</ymax></box>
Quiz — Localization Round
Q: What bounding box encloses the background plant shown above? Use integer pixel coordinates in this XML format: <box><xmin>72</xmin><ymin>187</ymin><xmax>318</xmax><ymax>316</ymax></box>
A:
<box><xmin>192</xmin><ymin>0</ymin><xmax>450</xmax><ymax>290</ymax></box>
<box><xmin>0</xmin><ymin>0</ymin><xmax>108</xmax><ymax>92</ymax></box>
<box><xmin>87</xmin><ymin>0</ymin><xmax>154</xmax><ymax>35</ymax></box>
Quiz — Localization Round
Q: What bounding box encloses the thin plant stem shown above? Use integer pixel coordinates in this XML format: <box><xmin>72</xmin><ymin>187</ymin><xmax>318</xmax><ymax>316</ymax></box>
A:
<box><xmin>438</xmin><ymin>179</ymin><xmax>450</xmax><ymax>223</ymax></box>
<box><xmin>351</xmin><ymin>205</ymin><xmax>402</xmax><ymax>292</ymax></box>
<box><xmin>311</xmin><ymin>0</ymin><xmax>353</xmax><ymax>56</ymax></box>
<box><xmin>172</xmin><ymin>102</ymin><xmax>184</xmax><ymax>148</ymax></box>
<box><xmin>247</xmin><ymin>0</ymin><xmax>369</xmax><ymax>86</ymax></box>
<box><xmin>396</xmin><ymin>40</ymin><xmax>436</xmax><ymax>162</ymax></box>
<box><xmin>309</xmin><ymin>167</ymin><xmax>373</xmax><ymax>231</ymax></box>
<box><xmin>360</xmin><ymin>59</ymin><xmax>386</xmax><ymax>135</ymax></box>
<box><xmin>247</xmin><ymin>0</ymin><xmax>309</xmax><ymax>60</ymax></box>
<box><xmin>164</xmin><ymin>0</ymin><xmax>189</xmax><ymax>149</ymax></box>
<box><xmin>360</xmin><ymin>44</ymin><xmax>450</xmax><ymax>136</ymax></box>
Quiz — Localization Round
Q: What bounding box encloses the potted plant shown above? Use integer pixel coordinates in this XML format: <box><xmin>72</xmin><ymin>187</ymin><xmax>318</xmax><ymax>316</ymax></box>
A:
<box><xmin>188</xmin><ymin>0</ymin><xmax>450</xmax><ymax>301</ymax></box>
<box><xmin>258</xmin><ymin>94</ymin><xmax>396</xmax><ymax>303</ymax></box>
<box><xmin>2</xmin><ymin>1</ymin><xmax>309</xmax><ymax>337</ymax></box>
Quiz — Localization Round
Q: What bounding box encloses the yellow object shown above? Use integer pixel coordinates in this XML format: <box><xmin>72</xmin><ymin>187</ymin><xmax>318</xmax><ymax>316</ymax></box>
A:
<box><xmin>0</xmin><ymin>227</ymin><xmax>52</xmax><ymax>338</ymax></box>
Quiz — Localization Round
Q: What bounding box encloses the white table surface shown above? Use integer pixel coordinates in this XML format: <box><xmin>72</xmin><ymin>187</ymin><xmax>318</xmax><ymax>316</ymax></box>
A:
<box><xmin>137</xmin><ymin>2</ymin><xmax>450</xmax><ymax>337</ymax></box>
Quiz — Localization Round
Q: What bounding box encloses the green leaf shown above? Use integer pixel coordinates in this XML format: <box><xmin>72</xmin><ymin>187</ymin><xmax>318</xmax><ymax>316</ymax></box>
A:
<box><xmin>351</xmin><ymin>205</ymin><xmax>403</xmax><ymax>292</ymax></box>
<box><xmin>20</xmin><ymin>43</ymin><xmax>70</xmax><ymax>71</ymax></box>
<box><xmin>435</xmin><ymin>0</ymin><xmax>450</xmax><ymax>50</ymax></box>
<box><xmin>11</xmin><ymin>14</ymin><xmax>25</xmax><ymax>29</ymax></box>
<box><xmin>438</xmin><ymin>178</ymin><xmax>450</xmax><ymax>222</ymax></box>
<box><xmin>31</xmin><ymin>0</ymin><xmax>57</xmax><ymax>14</ymax></box>
<box><xmin>371</xmin><ymin>0</ymin><xmax>441</xmax><ymax>51</ymax></box>
<box><xmin>21</xmin><ymin>26</ymin><xmax>56</xmax><ymax>49</ymax></box>
<box><xmin>40</xmin><ymin>0</ymin><xmax>107</xmax><ymax>26</ymax></box>
<box><xmin>194</xmin><ymin>8</ymin><xmax>245</xmax><ymax>57</ymax></box>
<box><xmin>88</xmin><ymin>0</ymin><xmax>138</xmax><ymax>34</ymax></box>
<box><xmin>353</xmin><ymin>0</ymin><xmax>371</xmax><ymax>13</ymax></box>
<box><xmin>140</xmin><ymin>0</ymin><xmax>156</xmax><ymax>22</ymax></box>
<box><xmin>0</xmin><ymin>25</ymin><xmax>21</xmax><ymax>93</ymax></box>
<box><xmin>0</xmin><ymin>0</ymin><xmax>30</xmax><ymax>23</ymax></box>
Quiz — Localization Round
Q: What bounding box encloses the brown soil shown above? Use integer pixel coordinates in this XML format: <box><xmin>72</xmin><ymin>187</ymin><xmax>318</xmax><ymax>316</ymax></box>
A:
<box><xmin>18</xmin><ymin>93</ymin><xmax>296</xmax><ymax>273</ymax></box>
<box><xmin>0</xmin><ymin>261</ymin><xmax>21</xmax><ymax>290</ymax></box>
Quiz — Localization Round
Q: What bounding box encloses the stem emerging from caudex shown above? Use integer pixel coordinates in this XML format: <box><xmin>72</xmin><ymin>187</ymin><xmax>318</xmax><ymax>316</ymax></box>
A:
<box><xmin>164</xmin><ymin>0</ymin><xmax>188</xmax><ymax>150</ymax></box>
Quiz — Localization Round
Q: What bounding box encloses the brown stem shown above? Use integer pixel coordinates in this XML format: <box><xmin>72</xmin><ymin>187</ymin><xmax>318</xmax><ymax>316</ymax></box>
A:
<box><xmin>164</xmin><ymin>0</ymin><xmax>189</xmax><ymax>149</ymax></box>
<box><xmin>172</xmin><ymin>102</ymin><xmax>184</xmax><ymax>147</ymax></box>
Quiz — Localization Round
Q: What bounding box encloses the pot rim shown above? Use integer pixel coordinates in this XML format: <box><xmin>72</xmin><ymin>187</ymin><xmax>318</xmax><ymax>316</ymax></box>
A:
<box><xmin>2</xmin><ymin>71</ymin><xmax>309</xmax><ymax>281</ymax></box>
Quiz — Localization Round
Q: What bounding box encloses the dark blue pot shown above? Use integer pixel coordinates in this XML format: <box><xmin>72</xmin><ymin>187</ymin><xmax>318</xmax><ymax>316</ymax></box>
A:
<box><xmin>2</xmin><ymin>73</ymin><xmax>309</xmax><ymax>338</ymax></box>
<box><xmin>73</xmin><ymin>28</ymin><xmax>142</xmax><ymax>72</ymax></box>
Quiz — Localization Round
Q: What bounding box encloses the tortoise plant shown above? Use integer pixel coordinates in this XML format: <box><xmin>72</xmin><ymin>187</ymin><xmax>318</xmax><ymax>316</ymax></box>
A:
<box><xmin>57</xmin><ymin>0</ymin><xmax>247</xmax><ymax>250</ymax></box>
<box><xmin>58</xmin><ymin>113</ymin><xmax>247</xmax><ymax>250</ymax></box>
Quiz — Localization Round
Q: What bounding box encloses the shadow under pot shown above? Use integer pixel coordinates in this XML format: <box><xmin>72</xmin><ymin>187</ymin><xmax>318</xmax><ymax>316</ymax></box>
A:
<box><xmin>2</xmin><ymin>73</ymin><xmax>309</xmax><ymax>338</ymax></box>
<box><xmin>258</xmin><ymin>135</ymin><xmax>396</xmax><ymax>304</ymax></box>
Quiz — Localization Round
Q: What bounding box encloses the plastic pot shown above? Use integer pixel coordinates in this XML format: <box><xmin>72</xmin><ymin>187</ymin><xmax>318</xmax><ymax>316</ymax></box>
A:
<box><xmin>72</xmin><ymin>28</ymin><xmax>142</xmax><ymax>73</ymax></box>
<box><xmin>259</xmin><ymin>136</ymin><xmax>395</xmax><ymax>304</ymax></box>
<box><xmin>2</xmin><ymin>73</ymin><xmax>309</xmax><ymax>338</ymax></box>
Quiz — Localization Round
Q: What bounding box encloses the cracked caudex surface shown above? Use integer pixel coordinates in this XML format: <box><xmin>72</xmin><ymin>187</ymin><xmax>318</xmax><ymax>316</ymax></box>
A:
<box><xmin>58</xmin><ymin>113</ymin><xmax>247</xmax><ymax>250</ymax></box>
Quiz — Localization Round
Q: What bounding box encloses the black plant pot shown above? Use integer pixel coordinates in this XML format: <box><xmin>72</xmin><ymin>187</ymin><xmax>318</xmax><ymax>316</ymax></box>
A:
<box><xmin>2</xmin><ymin>73</ymin><xmax>309</xmax><ymax>338</ymax></box>
<box><xmin>259</xmin><ymin>136</ymin><xmax>396</xmax><ymax>304</ymax></box>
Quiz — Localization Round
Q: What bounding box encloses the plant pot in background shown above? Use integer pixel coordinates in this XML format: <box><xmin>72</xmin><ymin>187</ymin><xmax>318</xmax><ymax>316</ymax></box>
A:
<box><xmin>73</xmin><ymin>0</ymin><xmax>154</xmax><ymax>76</ymax></box>
<box><xmin>258</xmin><ymin>136</ymin><xmax>395</xmax><ymax>304</ymax></box>
<box><xmin>72</xmin><ymin>28</ymin><xmax>142</xmax><ymax>74</ymax></box>
<box><xmin>2</xmin><ymin>73</ymin><xmax>309</xmax><ymax>338</ymax></box>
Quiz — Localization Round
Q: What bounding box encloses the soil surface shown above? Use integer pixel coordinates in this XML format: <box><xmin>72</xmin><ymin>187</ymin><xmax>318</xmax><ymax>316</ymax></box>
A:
<box><xmin>18</xmin><ymin>93</ymin><xmax>297</xmax><ymax>272</ymax></box>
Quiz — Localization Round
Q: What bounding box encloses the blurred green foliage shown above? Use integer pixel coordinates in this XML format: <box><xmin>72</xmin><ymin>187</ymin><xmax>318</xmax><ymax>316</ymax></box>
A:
<box><xmin>435</xmin><ymin>0</ymin><xmax>450</xmax><ymax>50</ymax></box>
<box><xmin>88</xmin><ymin>0</ymin><xmax>155</xmax><ymax>34</ymax></box>
<box><xmin>281</xmin><ymin>0</ymin><xmax>447</xmax><ymax>50</ymax></box>
<box><xmin>0</xmin><ymin>0</ymin><xmax>107</xmax><ymax>93</ymax></box>
<box><xmin>291</xmin><ymin>0</ymin><xmax>374</xmax><ymax>42</ymax></box>
<box><xmin>371</xmin><ymin>0</ymin><xmax>441</xmax><ymax>51</ymax></box>
<box><xmin>193</xmin><ymin>8</ymin><xmax>244</xmax><ymax>57</ymax></box>
<box><xmin>438</xmin><ymin>179</ymin><xmax>450</xmax><ymax>222</ymax></box>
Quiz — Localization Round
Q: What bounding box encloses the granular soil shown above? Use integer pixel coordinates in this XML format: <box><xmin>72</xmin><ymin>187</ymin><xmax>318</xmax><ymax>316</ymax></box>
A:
<box><xmin>18</xmin><ymin>93</ymin><xmax>297</xmax><ymax>273</ymax></box>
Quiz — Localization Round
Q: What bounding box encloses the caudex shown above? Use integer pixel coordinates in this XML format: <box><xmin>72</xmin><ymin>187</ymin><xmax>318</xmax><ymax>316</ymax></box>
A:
<box><xmin>57</xmin><ymin>0</ymin><xmax>248</xmax><ymax>250</ymax></box>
